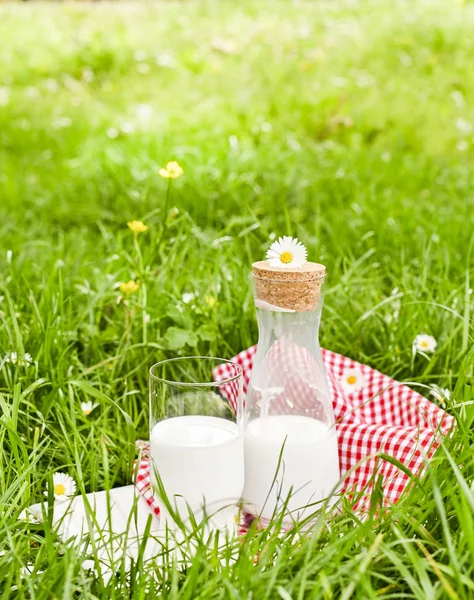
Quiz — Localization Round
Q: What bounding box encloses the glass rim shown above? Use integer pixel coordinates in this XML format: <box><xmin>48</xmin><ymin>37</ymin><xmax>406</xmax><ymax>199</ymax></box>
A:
<box><xmin>149</xmin><ymin>356</ymin><xmax>243</xmax><ymax>387</ymax></box>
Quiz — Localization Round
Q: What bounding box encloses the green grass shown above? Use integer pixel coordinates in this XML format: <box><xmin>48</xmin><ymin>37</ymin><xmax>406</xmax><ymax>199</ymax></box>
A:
<box><xmin>1</xmin><ymin>0</ymin><xmax>474</xmax><ymax>596</ymax></box>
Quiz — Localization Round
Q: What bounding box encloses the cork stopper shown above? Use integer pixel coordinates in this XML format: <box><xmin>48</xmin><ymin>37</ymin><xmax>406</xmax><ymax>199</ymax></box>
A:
<box><xmin>252</xmin><ymin>261</ymin><xmax>326</xmax><ymax>312</ymax></box>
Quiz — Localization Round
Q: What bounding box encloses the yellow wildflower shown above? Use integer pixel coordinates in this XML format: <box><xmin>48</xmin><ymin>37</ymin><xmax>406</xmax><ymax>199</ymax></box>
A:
<box><xmin>159</xmin><ymin>161</ymin><xmax>184</xmax><ymax>179</ymax></box>
<box><xmin>120</xmin><ymin>281</ymin><xmax>140</xmax><ymax>295</ymax></box>
<box><xmin>205</xmin><ymin>296</ymin><xmax>216</xmax><ymax>308</ymax></box>
<box><xmin>127</xmin><ymin>220</ymin><xmax>148</xmax><ymax>234</ymax></box>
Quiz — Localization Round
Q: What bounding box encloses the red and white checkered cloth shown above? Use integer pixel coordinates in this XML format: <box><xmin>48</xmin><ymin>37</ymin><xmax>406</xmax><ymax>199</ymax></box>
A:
<box><xmin>133</xmin><ymin>345</ymin><xmax>454</xmax><ymax>521</ymax></box>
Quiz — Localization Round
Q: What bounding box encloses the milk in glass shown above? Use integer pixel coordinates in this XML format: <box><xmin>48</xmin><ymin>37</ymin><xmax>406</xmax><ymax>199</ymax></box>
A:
<box><xmin>150</xmin><ymin>415</ymin><xmax>244</xmax><ymax>528</ymax></box>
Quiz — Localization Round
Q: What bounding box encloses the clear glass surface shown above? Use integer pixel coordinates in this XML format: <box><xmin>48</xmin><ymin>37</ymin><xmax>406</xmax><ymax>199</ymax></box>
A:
<box><xmin>246</xmin><ymin>295</ymin><xmax>333</xmax><ymax>424</ymax></box>
<box><xmin>149</xmin><ymin>357</ymin><xmax>244</xmax><ymax>530</ymax></box>
<box><xmin>244</xmin><ymin>285</ymin><xmax>340</xmax><ymax>522</ymax></box>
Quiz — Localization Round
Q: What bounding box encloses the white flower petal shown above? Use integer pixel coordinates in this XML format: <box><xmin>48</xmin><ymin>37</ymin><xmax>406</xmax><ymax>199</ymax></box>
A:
<box><xmin>264</xmin><ymin>236</ymin><xmax>308</xmax><ymax>269</ymax></box>
<box><xmin>182</xmin><ymin>292</ymin><xmax>195</xmax><ymax>304</ymax></box>
<box><xmin>81</xmin><ymin>401</ymin><xmax>98</xmax><ymax>415</ymax></box>
<box><xmin>268</xmin><ymin>258</ymin><xmax>283</xmax><ymax>268</ymax></box>
<box><xmin>49</xmin><ymin>472</ymin><xmax>77</xmax><ymax>500</ymax></box>
<box><xmin>340</xmin><ymin>368</ymin><xmax>368</xmax><ymax>394</ymax></box>
<box><xmin>430</xmin><ymin>385</ymin><xmax>450</xmax><ymax>406</ymax></box>
<box><xmin>413</xmin><ymin>334</ymin><xmax>437</xmax><ymax>353</ymax></box>
<box><xmin>265</xmin><ymin>249</ymin><xmax>280</xmax><ymax>260</ymax></box>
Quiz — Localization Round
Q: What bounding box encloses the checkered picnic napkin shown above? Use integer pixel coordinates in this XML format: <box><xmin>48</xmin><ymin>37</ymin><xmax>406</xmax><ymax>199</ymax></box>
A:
<box><xmin>133</xmin><ymin>345</ymin><xmax>455</xmax><ymax>521</ymax></box>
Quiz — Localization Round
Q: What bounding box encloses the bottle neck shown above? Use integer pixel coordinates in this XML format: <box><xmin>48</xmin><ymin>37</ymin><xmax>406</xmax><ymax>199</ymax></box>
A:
<box><xmin>254</xmin><ymin>302</ymin><xmax>323</xmax><ymax>355</ymax></box>
<box><xmin>247</xmin><ymin>295</ymin><xmax>332</xmax><ymax>424</ymax></box>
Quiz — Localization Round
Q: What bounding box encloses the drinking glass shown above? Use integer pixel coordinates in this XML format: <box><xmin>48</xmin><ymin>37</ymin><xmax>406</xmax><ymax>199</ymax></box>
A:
<box><xmin>149</xmin><ymin>356</ymin><xmax>244</xmax><ymax>531</ymax></box>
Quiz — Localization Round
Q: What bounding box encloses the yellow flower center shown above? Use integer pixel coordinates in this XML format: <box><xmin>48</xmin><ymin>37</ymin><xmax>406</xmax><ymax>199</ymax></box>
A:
<box><xmin>346</xmin><ymin>375</ymin><xmax>357</xmax><ymax>385</ymax></box>
<box><xmin>54</xmin><ymin>483</ymin><xmax>66</xmax><ymax>496</ymax></box>
<box><xmin>83</xmin><ymin>409</ymin><xmax>91</xmax><ymax>415</ymax></box>
<box><xmin>420</xmin><ymin>341</ymin><xmax>429</xmax><ymax>348</ymax></box>
<box><xmin>280</xmin><ymin>251</ymin><xmax>293</xmax><ymax>264</ymax></box>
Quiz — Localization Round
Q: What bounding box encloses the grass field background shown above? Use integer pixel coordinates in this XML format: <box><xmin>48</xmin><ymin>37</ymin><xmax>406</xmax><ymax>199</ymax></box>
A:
<box><xmin>1</xmin><ymin>0</ymin><xmax>474</xmax><ymax>597</ymax></box>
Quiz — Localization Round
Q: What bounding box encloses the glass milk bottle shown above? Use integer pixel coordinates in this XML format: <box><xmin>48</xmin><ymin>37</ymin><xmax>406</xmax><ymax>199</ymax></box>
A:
<box><xmin>243</xmin><ymin>261</ymin><xmax>340</xmax><ymax>523</ymax></box>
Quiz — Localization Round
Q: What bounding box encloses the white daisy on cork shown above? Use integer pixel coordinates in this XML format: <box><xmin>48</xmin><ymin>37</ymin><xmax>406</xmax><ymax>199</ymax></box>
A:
<box><xmin>266</xmin><ymin>236</ymin><xmax>308</xmax><ymax>269</ymax></box>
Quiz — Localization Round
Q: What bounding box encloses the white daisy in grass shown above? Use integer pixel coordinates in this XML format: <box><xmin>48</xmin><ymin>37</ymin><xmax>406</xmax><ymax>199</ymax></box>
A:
<box><xmin>266</xmin><ymin>236</ymin><xmax>308</xmax><ymax>269</ymax></box>
<box><xmin>18</xmin><ymin>508</ymin><xmax>41</xmax><ymax>524</ymax></box>
<box><xmin>4</xmin><ymin>351</ymin><xmax>34</xmax><ymax>367</ymax></box>
<box><xmin>430</xmin><ymin>385</ymin><xmax>451</xmax><ymax>407</ymax></box>
<box><xmin>47</xmin><ymin>472</ymin><xmax>76</xmax><ymax>501</ymax></box>
<box><xmin>340</xmin><ymin>368</ymin><xmax>368</xmax><ymax>394</ymax></box>
<box><xmin>5</xmin><ymin>351</ymin><xmax>18</xmax><ymax>365</ymax></box>
<box><xmin>414</xmin><ymin>334</ymin><xmax>437</xmax><ymax>353</ymax></box>
<box><xmin>182</xmin><ymin>292</ymin><xmax>196</xmax><ymax>304</ymax></box>
<box><xmin>81</xmin><ymin>401</ymin><xmax>98</xmax><ymax>416</ymax></box>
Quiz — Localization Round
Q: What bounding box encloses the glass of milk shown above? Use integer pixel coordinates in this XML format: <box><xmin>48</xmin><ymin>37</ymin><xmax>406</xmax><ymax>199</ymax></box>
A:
<box><xmin>149</xmin><ymin>357</ymin><xmax>244</xmax><ymax>532</ymax></box>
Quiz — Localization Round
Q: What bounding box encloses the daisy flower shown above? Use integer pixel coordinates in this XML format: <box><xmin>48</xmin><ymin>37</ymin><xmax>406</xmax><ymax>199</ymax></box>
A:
<box><xmin>4</xmin><ymin>351</ymin><xmax>34</xmax><ymax>367</ymax></box>
<box><xmin>430</xmin><ymin>385</ymin><xmax>451</xmax><ymax>407</ymax></box>
<box><xmin>18</xmin><ymin>509</ymin><xmax>41</xmax><ymax>524</ymax></box>
<box><xmin>81</xmin><ymin>401</ymin><xmax>98</xmax><ymax>416</ymax></box>
<box><xmin>340</xmin><ymin>368</ymin><xmax>368</xmax><ymax>394</ymax></box>
<box><xmin>127</xmin><ymin>220</ymin><xmax>148</xmax><ymax>234</ymax></box>
<box><xmin>266</xmin><ymin>236</ymin><xmax>308</xmax><ymax>269</ymax></box>
<box><xmin>47</xmin><ymin>472</ymin><xmax>76</xmax><ymax>501</ymax></box>
<box><xmin>4</xmin><ymin>351</ymin><xmax>18</xmax><ymax>365</ymax></box>
<box><xmin>413</xmin><ymin>334</ymin><xmax>437</xmax><ymax>353</ymax></box>
<box><xmin>159</xmin><ymin>161</ymin><xmax>184</xmax><ymax>179</ymax></box>
<box><xmin>119</xmin><ymin>280</ymin><xmax>140</xmax><ymax>295</ymax></box>
<box><xmin>182</xmin><ymin>292</ymin><xmax>196</xmax><ymax>304</ymax></box>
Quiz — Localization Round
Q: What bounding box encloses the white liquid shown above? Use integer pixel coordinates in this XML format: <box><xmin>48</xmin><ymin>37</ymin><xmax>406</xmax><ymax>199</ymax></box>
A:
<box><xmin>244</xmin><ymin>415</ymin><xmax>340</xmax><ymax>521</ymax></box>
<box><xmin>150</xmin><ymin>416</ymin><xmax>244</xmax><ymax>529</ymax></box>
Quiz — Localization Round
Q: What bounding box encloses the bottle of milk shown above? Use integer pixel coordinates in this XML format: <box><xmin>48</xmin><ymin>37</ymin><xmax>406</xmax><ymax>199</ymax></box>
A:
<box><xmin>243</xmin><ymin>253</ymin><xmax>340</xmax><ymax>524</ymax></box>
